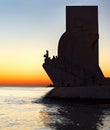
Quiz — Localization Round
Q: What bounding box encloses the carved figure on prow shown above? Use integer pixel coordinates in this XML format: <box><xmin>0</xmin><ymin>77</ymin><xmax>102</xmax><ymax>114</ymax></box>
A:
<box><xmin>44</xmin><ymin>50</ymin><xmax>49</xmax><ymax>59</ymax></box>
<box><xmin>44</xmin><ymin>50</ymin><xmax>50</xmax><ymax>63</ymax></box>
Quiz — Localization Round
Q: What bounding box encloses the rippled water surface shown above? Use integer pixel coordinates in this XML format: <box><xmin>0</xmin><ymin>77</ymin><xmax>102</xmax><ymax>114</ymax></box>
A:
<box><xmin>0</xmin><ymin>87</ymin><xmax>110</xmax><ymax>130</ymax></box>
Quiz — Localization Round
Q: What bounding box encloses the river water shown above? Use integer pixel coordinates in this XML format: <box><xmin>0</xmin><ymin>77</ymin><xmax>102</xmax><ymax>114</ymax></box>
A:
<box><xmin>0</xmin><ymin>87</ymin><xmax>110</xmax><ymax>130</ymax></box>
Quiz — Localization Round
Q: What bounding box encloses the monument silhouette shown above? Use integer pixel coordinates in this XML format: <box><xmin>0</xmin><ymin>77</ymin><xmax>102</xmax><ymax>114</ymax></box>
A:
<box><xmin>43</xmin><ymin>6</ymin><xmax>110</xmax><ymax>99</ymax></box>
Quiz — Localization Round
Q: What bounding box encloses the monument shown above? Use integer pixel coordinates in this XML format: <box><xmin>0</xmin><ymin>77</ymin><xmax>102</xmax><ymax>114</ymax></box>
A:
<box><xmin>43</xmin><ymin>6</ymin><xmax>110</xmax><ymax>99</ymax></box>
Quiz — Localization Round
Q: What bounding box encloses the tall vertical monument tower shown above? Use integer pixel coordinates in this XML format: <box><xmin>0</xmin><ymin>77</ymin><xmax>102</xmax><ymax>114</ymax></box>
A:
<box><xmin>43</xmin><ymin>6</ymin><xmax>104</xmax><ymax>87</ymax></box>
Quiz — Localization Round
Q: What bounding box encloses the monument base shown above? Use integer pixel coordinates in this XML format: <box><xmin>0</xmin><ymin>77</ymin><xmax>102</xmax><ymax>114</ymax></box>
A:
<box><xmin>45</xmin><ymin>86</ymin><xmax>110</xmax><ymax>101</ymax></box>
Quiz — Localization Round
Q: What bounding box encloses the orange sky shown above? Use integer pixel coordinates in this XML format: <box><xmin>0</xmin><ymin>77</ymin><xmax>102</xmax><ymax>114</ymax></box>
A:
<box><xmin>0</xmin><ymin>70</ymin><xmax>52</xmax><ymax>86</ymax></box>
<box><xmin>0</xmin><ymin>0</ymin><xmax>110</xmax><ymax>86</ymax></box>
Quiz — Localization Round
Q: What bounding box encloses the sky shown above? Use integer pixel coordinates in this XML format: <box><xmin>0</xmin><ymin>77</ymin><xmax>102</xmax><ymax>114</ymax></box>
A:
<box><xmin>0</xmin><ymin>0</ymin><xmax>110</xmax><ymax>86</ymax></box>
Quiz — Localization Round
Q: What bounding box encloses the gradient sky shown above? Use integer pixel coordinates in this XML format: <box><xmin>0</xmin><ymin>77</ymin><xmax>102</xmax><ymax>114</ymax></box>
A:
<box><xmin>0</xmin><ymin>0</ymin><xmax>110</xmax><ymax>86</ymax></box>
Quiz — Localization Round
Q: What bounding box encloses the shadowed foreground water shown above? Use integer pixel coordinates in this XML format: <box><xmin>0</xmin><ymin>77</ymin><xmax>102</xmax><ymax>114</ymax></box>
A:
<box><xmin>0</xmin><ymin>87</ymin><xmax>110</xmax><ymax>130</ymax></box>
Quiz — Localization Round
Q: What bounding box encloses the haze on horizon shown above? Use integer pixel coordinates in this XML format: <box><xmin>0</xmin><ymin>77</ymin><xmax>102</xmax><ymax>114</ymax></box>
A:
<box><xmin>0</xmin><ymin>0</ymin><xmax>110</xmax><ymax>86</ymax></box>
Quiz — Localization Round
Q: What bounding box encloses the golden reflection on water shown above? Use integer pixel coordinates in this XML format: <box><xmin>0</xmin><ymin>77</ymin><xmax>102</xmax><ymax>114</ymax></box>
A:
<box><xmin>0</xmin><ymin>87</ymin><xmax>53</xmax><ymax>130</ymax></box>
<box><xmin>0</xmin><ymin>104</ymin><xmax>49</xmax><ymax>130</ymax></box>
<box><xmin>39</xmin><ymin>111</ymin><xmax>50</xmax><ymax>128</ymax></box>
<box><xmin>0</xmin><ymin>87</ymin><xmax>110</xmax><ymax>130</ymax></box>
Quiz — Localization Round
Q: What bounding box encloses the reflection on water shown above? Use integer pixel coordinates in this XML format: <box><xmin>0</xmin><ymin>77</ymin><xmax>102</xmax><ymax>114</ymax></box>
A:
<box><xmin>0</xmin><ymin>87</ymin><xmax>110</xmax><ymax>130</ymax></box>
<box><xmin>39</xmin><ymin>100</ymin><xmax>104</xmax><ymax>130</ymax></box>
<box><xmin>99</xmin><ymin>108</ymin><xmax>110</xmax><ymax>130</ymax></box>
<box><xmin>37</xmin><ymin>97</ymin><xmax>110</xmax><ymax>130</ymax></box>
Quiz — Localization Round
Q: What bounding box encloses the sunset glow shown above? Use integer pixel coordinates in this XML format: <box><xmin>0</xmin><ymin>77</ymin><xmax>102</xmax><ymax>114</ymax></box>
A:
<box><xmin>0</xmin><ymin>0</ymin><xmax>110</xmax><ymax>86</ymax></box>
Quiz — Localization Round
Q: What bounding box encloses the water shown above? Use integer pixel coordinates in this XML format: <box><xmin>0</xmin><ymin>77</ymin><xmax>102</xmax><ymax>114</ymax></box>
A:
<box><xmin>0</xmin><ymin>87</ymin><xmax>110</xmax><ymax>130</ymax></box>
